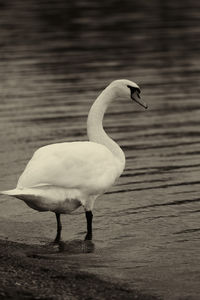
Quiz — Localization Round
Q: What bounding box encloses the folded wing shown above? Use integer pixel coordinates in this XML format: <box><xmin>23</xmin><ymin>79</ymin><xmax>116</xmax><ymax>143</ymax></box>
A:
<box><xmin>17</xmin><ymin>141</ymin><xmax>121</xmax><ymax>195</ymax></box>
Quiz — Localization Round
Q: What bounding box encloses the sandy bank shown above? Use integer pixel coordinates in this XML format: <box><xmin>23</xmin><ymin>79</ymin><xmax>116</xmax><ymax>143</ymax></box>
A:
<box><xmin>0</xmin><ymin>239</ymin><xmax>160</xmax><ymax>299</ymax></box>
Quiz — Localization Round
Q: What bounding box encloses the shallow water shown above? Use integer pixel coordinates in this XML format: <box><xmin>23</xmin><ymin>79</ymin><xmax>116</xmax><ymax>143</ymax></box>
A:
<box><xmin>0</xmin><ymin>0</ymin><xmax>200</xmax><ymax>299</ymax></box>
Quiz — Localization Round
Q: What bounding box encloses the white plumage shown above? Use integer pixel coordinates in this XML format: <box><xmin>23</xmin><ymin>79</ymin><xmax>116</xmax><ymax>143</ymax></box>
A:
<box><xmin>1</xmin><ymin>79</ymin><xmax>147</xmax><ymax>241</ymax></box>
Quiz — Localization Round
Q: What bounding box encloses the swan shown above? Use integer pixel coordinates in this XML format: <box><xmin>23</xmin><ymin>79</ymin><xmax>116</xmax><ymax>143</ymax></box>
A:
<box><xmin>1</xmin><ymin>79</ymin><xmax>147</xmax><ymax>242</ymax></box>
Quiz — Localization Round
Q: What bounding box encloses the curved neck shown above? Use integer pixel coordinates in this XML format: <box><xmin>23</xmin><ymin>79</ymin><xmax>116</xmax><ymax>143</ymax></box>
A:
<box><xmin>87</xmin><ymin>86</ymin><xmax>125</xmax><ymax>168</ymax></box>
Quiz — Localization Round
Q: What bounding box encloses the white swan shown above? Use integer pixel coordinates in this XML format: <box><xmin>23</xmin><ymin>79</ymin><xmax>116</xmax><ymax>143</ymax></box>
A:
<box><xmin>1</xmin><ymin>79</ymin><xmax>147</xmax><ymax>242</ymax></box>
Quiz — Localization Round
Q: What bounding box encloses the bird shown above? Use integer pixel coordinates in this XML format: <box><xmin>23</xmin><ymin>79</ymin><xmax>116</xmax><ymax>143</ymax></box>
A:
<box><xmin>1</xmin><ymin>79</ymin><xmax>148</xmax><ymax>242</ymax></box>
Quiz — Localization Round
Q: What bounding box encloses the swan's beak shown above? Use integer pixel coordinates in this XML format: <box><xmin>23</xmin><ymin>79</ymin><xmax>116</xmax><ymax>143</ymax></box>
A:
<box><xmin>131</xmin><ymin>92</ymin><xmax>148</xmax><ymax>109</ymax></box>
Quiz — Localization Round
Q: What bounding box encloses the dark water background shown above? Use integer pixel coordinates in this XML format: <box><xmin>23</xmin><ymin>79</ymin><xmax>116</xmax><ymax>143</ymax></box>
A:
<box><xmin>0</xmin><ymin>0</ymin><xmax>200</xmax><ymax>299</ymax></box>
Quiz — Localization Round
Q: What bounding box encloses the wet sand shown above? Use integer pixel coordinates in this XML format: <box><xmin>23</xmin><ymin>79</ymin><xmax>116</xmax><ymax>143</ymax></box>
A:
<box><xmin>0</xmin><ymin>239</ymin><xmax>160</xmax><ymax>300</ymax></box>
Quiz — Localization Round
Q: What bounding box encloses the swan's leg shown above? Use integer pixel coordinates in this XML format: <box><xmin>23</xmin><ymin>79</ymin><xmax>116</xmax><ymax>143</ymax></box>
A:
<box><xmin>54</xmin><ymin>212</ymin><xmax>62</xmax><ymax>243</ymax></box>
<box><xmin>85</xmin><ymin>211</ymin><xmax>93</xmax><ymax>240</ymax></box>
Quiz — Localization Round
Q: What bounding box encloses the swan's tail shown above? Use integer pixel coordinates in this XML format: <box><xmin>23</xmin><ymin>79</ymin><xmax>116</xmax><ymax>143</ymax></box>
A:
<box><xmin>0</xmin><ymin>184</ymin><xmax>53</xmax><ymax>198</ymax></box>
<box><xmin>0</xmin><ymin>187</ymin><xmax>55</xmax><ymax>200</ymax></box>
<box><xmin>0</xmin><ymin>188</ymin><xmax>38</xmax><ymax>203</ymax></box>
<box><xmin>0</xmin><ymin>188</ymin><xmax>52</xmax><ymax>212</ymax></box>
<box><xmin>1</xmin><ymin>189</ymin><xmax>22</xmax><ymax>197</ymax></box>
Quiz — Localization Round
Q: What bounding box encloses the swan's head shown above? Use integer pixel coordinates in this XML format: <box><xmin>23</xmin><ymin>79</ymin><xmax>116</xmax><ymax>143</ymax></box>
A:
<box><xmin>109</xmin><ymin>79</ymin><xmax>148</xmax><ymax>109</ymax></box>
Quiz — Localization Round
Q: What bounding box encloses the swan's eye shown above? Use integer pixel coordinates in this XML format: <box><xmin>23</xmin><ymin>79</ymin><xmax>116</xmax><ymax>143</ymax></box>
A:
<box><xmin>127</xmin><ymin>85</ymin><xmax>141</xmax><ymax>94</ymax></box>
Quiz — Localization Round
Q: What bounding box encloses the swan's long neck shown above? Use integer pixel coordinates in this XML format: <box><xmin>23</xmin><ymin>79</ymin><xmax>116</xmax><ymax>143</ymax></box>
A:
<box><xmin>87</xmin><ymin>86</ymin><xmax>125</xmax><ymax>168</ymax></box>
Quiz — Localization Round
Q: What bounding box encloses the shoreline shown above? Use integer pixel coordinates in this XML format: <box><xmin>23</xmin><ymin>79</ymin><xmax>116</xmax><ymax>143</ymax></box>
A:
<box><xmin>0</xmin><ymin>239</ymin><xmax>160</xmax><ymax>300</ymax></box>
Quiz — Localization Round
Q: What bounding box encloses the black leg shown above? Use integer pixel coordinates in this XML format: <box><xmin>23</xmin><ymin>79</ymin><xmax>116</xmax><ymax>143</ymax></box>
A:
<box><xmin>54</xmin><ymin>212</ymin><xmax>62</xmax><ymax>243</ymax></box>
<box><xmin>85</xmin><ymin>211</ymin><xmax>93</xmax><ymax>240</ymax></box>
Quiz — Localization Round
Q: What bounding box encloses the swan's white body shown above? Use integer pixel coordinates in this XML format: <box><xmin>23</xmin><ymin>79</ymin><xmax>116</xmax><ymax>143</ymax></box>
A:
<box><xmin>1</xmin><ymin>79</ymin><xmax>147</xmax><ymax>240</ymax></box>
<box><xmin>6</xmin><ymin>141</ymin><xmax>123</xmax><ymax>212</ymax></box>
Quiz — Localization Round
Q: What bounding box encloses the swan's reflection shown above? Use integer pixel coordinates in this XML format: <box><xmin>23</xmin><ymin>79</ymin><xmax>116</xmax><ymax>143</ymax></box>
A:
<box><xmin>26</xmin><ymin>239</ymin><xmax>95</xmax><ymax>260</ymax></box>
<box><xmin>58</xmin><ymin>239</ymin><xmax>95</xmax><ymax>254</ymax></box>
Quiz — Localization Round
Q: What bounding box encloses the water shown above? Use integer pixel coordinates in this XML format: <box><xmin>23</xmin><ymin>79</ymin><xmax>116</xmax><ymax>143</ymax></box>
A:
<box><xmin>0</xmin><ymin>0</ymin><xmax>200</xmax><ymax>299</ymax></box>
